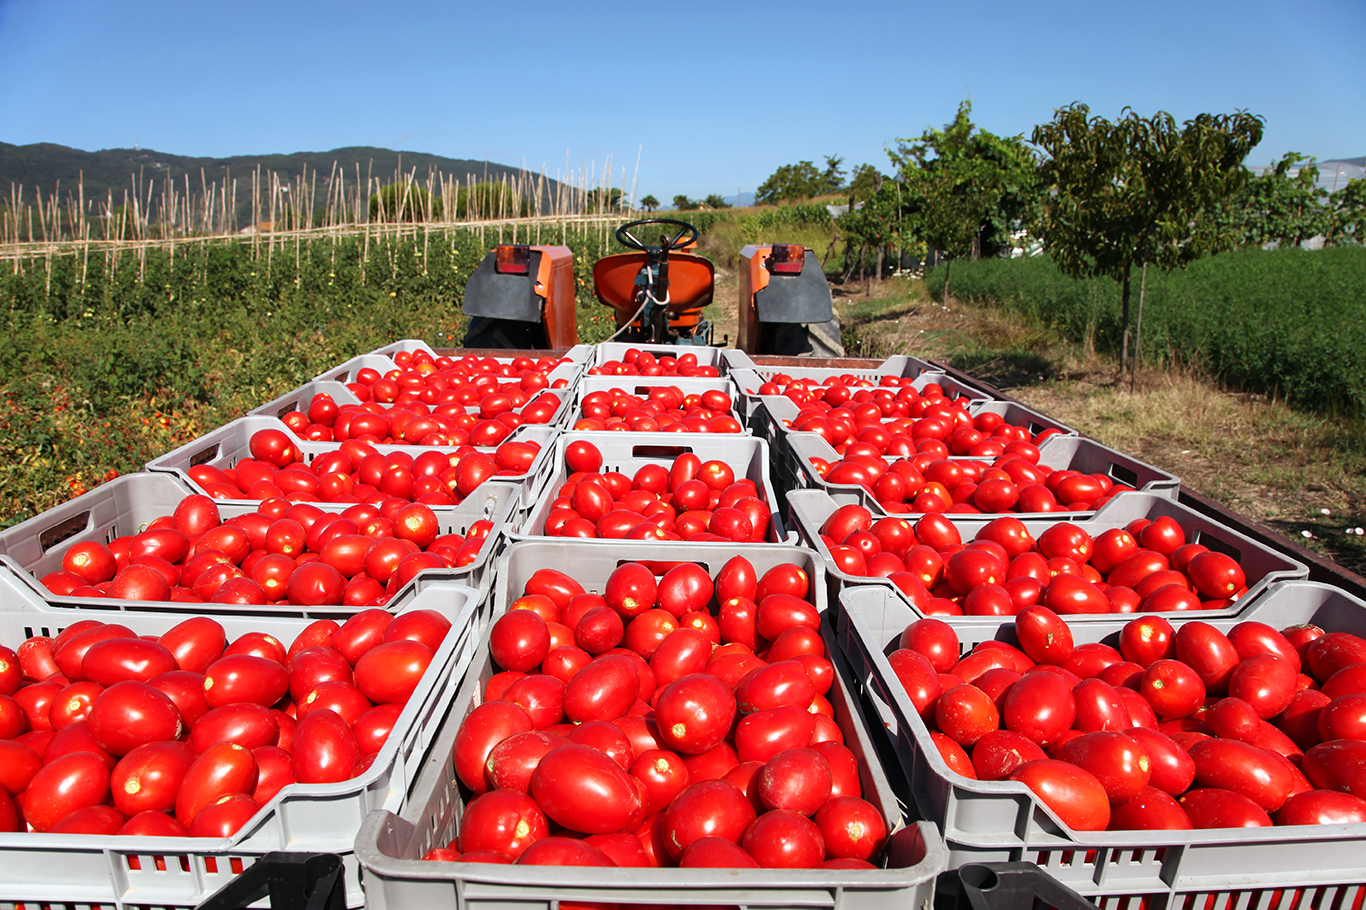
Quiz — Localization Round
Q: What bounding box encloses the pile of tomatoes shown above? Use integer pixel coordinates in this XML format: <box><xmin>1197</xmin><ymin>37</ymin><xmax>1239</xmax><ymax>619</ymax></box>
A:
<box><xmin>887</xmin><ymin>605</ymin><xmax>1366</xmax><ymax>832</ymax></box>
<box><xmin>187</xmin><ymin>428</ymin><xmax>539</xmax><ymax>507</ymax></box>
<box><xmin>804</xmin><ymin>443</ymin><xmax>1132</xmax><ymax>515</ymax></box>
<box><xmin>282</xmin><ymin>385</ymin><xmax>561</xmax><ymax>448</ymax></box>
<box><xmin>537</xmin><ymin>440</ymin><xmax>773</xmax><ymax>542</ymax></box>
<box><xmin>585</xmin><ymin>348</ymin><xmax>720</xmax><ymax>377</ymax></box>
<box><xmin>573</xmin><ymin>386</ymin><xmax>743</xmax><ymax>433</ymax></box>
<box><xmin>765</xmin><ymin>378</ymin><xmax>1062</xmax><ymax>454</ymax></box>
<box><xmin>38</xmin><ymin>494</ymin><xmax>488</xmax><ymax>607</ymax></box>
<box><xmin>0</xmin><ymin>606</ymin><xmax>449</xmax><ymax>837</ymax></box>
<box><xmin>435</xmin><ymin>557</ymin><xmax>891</xmax><ymax>869</ymax></box>
<box><xmin>816</xmin><ymin>504</ymin><xmax>1250</xmax><ymax>615</ymax></box>
<box><xmin>340</xmin><ymin>350</ymin><xmax>573</xmax><ymax>408</ymax></box>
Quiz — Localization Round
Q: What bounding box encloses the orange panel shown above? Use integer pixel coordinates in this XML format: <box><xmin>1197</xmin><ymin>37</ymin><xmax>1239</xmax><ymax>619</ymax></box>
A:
<box><xmin>737</xmin><ymin>244</ymin><xmax>772</xmax><ymax>354</ymax></box>
<box><xmin>534</xmin><ymin>246</ymin><xmax>578</xmax><ymax>348</ymax></box>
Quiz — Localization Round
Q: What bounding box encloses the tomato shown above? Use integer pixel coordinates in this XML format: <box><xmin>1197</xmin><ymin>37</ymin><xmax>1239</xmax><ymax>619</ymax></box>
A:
<box><xmin>1205</xmin><ymin>697</ymin><xmax>1262</xmax><ymax>742</ymax></box>
<box><xmin>812</xmin><ymin>796</ymin><xmax>887</xmax><ymax>861</ymax></box>
<box><xmin>1109</xmin><ymin>787</ymin><xmax>1193</xmax><ymax>830</ymax></box>
<box><xmin>888</xmin><ymin>649</ymin><xmax>942</xmax><ymax>720</ymax></box>
<box><xmin>742</xmin><ymin>808</ymin><xmax>826</xmax><ymax>868</ymax></box>
<box><xmin>656</xmin><ymin>564</ymin><xmax>713</xmax><ymax>618</ymax></box>
<box><xmin>630</xmin><ymin>749</ymin><xmax>691</xmax><ymax>816</ymax></box>
<box><xmin>457</xmin><ymin>789</ymin><xmax>549</xmax><ymax>859</ymax></box>
<box><xmin>680</xmin><ymin>835</ymin><xmax>759</xmax><ymax>867</ymax></box>
<box><xmin>22</xmin><ymin>751</ymin><xmax>111</xmax><ymax>831</ymax></box>
<box><xmin>287</xmin><ymin>561</ymin><xmax>346</xmax><ymax>605</ymax></box>
<box><xmin>1186</xmin><ymin>551</ymin><xmax>1246</xmax><ymax>600</ymax></box>
<box><xmin>453</xmin><ymin>700</ymin><xmax>534</xmax><ymax>793</ymax></box>
<box><xmin>1140</xmin><ymin>660</ymin><xmax>1206</xmax><ymax>719</ymax></box>
<box><xmin>1010</xmin><ymin>759</ymin><xmax>1110</xmax><ymax>830</ymax></box>
<box><xmin>288</xmin><ymin>646</ymin><xmax>353</xmax><ymax>702</ymax></box>
<box><xmin>755</xmin><ymin>748</ymin><xmax>832</xmax><ymax>816</ymax></box>
<box><xmin>563</xmin><ymin>654</ymin><xmax>640</xmax><ymax>723</ymax></box>
<box><xmin>202</xmin><ymin>654</ymin><xmax>290</xmax><ymax>708</ymax></box>
<box><xmin>1302</xmin><ymin>739</ymin><xmax>1366</xmax><ymax>799</ymax></box>
<box><xmin>1118</xmin><ymin>617</ymin><xmax>1176</xmax><ymax>668</ymax></box>
<box><xmin>756</xmin><ymin>594</ymin><xmax>819</xmax><ymax>643</ymax></box>
<box><xmin>1013</xmin><ymin>606</ymin><xmax>1073</xmax><ymax>666</ymax></box>
<box><xmin>1125</xmin><ymin>727</ymin><xmax>1196</xmax><ymax>796</ymax></box>
<box><xmin>111</xmin><ymin>740</ymin><xmax>196</xmax><ymax>816</ymax></box>
<box><xmin>735</xmin><ymin>705</ymin><xmax>816</xmax><ymax>764</ymax></box>
<box><xmin>936</xmin><ymin>685</ymin><xmax>999</xmax><ymax>747</ymax></box>
<box><xmin>189</xmin><ymin>793</ymin><xmax>260</xmax><ymax>837</ymax></box>
<box><xmin>1043</xmin><ymin>575</ymin><xmax>1110</xmax><ymax>615</ymax></box>
<box><xmin>189</xmin><ymin>703</ymin><xmax>279</xmax><ymax>752</ymax></box>
<box><xmin>662</xmin><ymin>779</ymin><xmax>757</xmax><ymax>857</ymax></box>
<box><xmin>1072</xmin><ymin>678</ymin><xmax>1133</xmax><ymax>733</ymax></box>
<box><xmin>517</xmin><ymin>836</ymin><xmax>615</xmax><ymax>866</ymax></box>
<box><xmin>86</xmin><ymin>681</ymin><xmax>183</xmax><ymax>756</ymax></box>
<box><xmin>1276</xmin><ymin>789</ymin><xmax>1366</xmax><ymax>826</ymax></box>
<box><xmin>565</xmin><ymin>440</ymin><xmax>603</xmax><ymax>474</ymax></box>
<box><xmin>530</xmin><ymin>744</ymin><xmax>641</xmax><ymax>834</ymax></box>
<box><xmin>649</xmin><ymin>629</ymin><xmax>711</xmax><ymax>688</ymax></box>
<box><xmin>654</xmin><ymin>674</ymin><xmax>736</xmax><ymax>755</ymax></box>
<box><xmin>1056</xmin><ymin>732</ymin><xmax>1151</xmax><ymax>805</ymax></box>
<box><xmin>603</xmin><ymin>564</ymin><xmax>658</xmax><ymax>620</ymax></box>
<box><xmin>503</xmin><ymin>675</ymin><xmax>566</xmax><ymax>730</ymax></box>
<box><xmin>1174</xmin><ymin>621</ymin><xmax>1241</xmax><ymax>695</ymax></box>
<box><xmin>1318</xmin><ymin>693</ymin><xmax>1366</xmax><ymax>741</ymax></box>
<box><xmin>970</xmin><ymin>729</ymin><xmax>1047</xmax><ymax>781</ymax></box>
<box><xmin>1003</xmin><ymin>672</ymin><xmax>1076</xmax><ymax>746</ymax></box>
<box><xmin>898</xmin><ymin>619</ymin><xmax>959</xmax><ymax>673</ymax></box>
<box><xmin>1179</xmin><ymin>787</ymin><xmax>1272</xmax><ymax>828</ymax></box>
<box><xmin>1228</xmin><ymin>654</ymin><xmax>1297</xmax><ymax>719</ymax></box>
<box><xmin>354</xmin><ymin>640</ymin><xmax>432</xmax><ymax>705</ymax></box>
<box><xmin>332</xmin><ymin>610</ymin><xmax>394</xmax><ymax>666</ymax></box>
<box><xmin>487</xmin><ymin>730</ymin><xmax>570</xmax><ymax>793</ymax></box>
<box><xmin>289</xmin><ymin>708</ymin><xmax>360</xmax><ymax>784</ymax></box>
<box><xmin>173</xmin><ymin>741</ymin><xmax>257</xmax><ymax>826</ymax></box>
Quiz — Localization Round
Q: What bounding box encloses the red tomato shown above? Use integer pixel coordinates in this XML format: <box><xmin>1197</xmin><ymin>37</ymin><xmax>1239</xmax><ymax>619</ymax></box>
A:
<box><xmin>969</xmin><ymin>729</ymin><xmax>1046</xmax><ymax>781</ymax></box>
<box><xmin>110</xmin><ymin>741</ymin><xmax>196</xmax><ymax>816</ymax></box>
<box><xmin>529</xmin><ymin>744</ymin><xmax>642</xmax><ymax>834</ymax></box>
<box><xmin>1010</xmin><ymin>759</ymin><xmax>1111</xmax><ymax>831</ymax></box>
<box><xmin>562</xmin><ymin>654</ymin><xmax>640</xmax><ymax>723</ymax></box>
<box><xmin>457</xmin><ymin>789</ymin><xmax>549</xmax><ymax>859</ymax></box>
<box><xmin>1003</xmin><ymin>672</ymin><xmax>1076</xmax><ymax>746</ymax></box>
<box><xmin>662</xmin><ymin>779</ymin><xmax>757</xmax><ymax>857</ymax></box>
<box><xmin>935</xmin><ymin>685</ymin><xmax>999</xmax><ymax>747</ymax></box>
<box><xmin>354</xmin><ymin>640</ymin><xmax>432</xmax><ymax>705</ymax></box>
<box><xmin>1013</xmin><ymin>606</ymin><xmax>1073</xmax><ymax>666</ymax></box>
<box><xmin>1109</xmin><ymin>787</ymin><xmax>1193</xmax><ymax>830</ymax></box>
<box><xmin>1179</xmin><ymin>788</ymin><xmax>1272</xmax><ymax>828</ymax></box>
<box><xmin>453</xmin><ymin>700</ymin><xmax>534</xmax><ymax>794</ymax></box>
<box><xmin>756</xmin><ymin>748</ymin><xmax>832</xmax><ymax>816</ymax></box>
<box><xmin>1276</xmin><ymin>789</ymin><xmax>1366</xmax><ymax>826</ymax></box>
<box><xmin>174</xmin><ymin>741</ymin><xmax>257</xmax><ymax>827</ymax></box>
<box><xmin>22</xmin><ymin>751</ymin><xmax>112</xmax><ymax>831</ymax></box>
<box><xmin>1228</xmin><ymin>654</ymin><xmax>1297</xmax><ymax>719</ymax></box>
<box><xmin>86</xmin><ymin>681</ymin><xmax>183</xmax><ymax>757</ymax></box>
<box><xmin>654</xmin><ymin>674</ymin><xmax>736</xmax><ymax>755</ymax></box>
<box><xmin>486</xmin><ymin>730</ymin><xmax>570</xmax><ymax>793</ymax></box>
<box><xmin>741</xmin><ymin>809</ymin><xmax>826</xmax><ymax>868</ymax></box>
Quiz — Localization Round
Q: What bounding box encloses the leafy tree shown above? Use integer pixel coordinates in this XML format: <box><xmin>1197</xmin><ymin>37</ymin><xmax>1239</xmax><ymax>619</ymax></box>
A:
<box><xmin>754</xmin><ymin>163</ymin><xmax>825</xmax><ymax>207</ymax></box>
<box><xmin>1331</xmin><ymin>178</ymin><xmax>1366</xmax><ymax>244</ymax></box>
<box><xmin>639</xmin><ymin>194</ymin><xmax>659</xmax><ymax>212</ymax></box>
<box><xmin>585</xmin><ymin>187</ymin><xmax>624</xmax><ymax>213</ymax></box>
<box><xmin>455</xmin><ymin>182</ymin><xmax>525</xmax><ymax>219</ymax></box>
<box><xmin>672</xmin><ymin>194</ymin><xmax>699</xmax><ymax>211</ymax></box>
<box><xmin>821</xmin><ymin>155</ymin><xmax>847</xmax><ymax>193</ymax></box>
<box><xmin>890</xmin><ymin>101</ymin><xmax>1040</xmax><ymax>295</ymax></box>
<box><xmin>703</xmin><ymin>194</ymin><xmax>731</xmax><ymax>210</ymax></box>
<box><xmin>1032</xmin><ymin>103</ymin><xmax>1263</xmax><ymax>376</ymax></box>
<box><xmin>837</xmin><ymin>178</ymin><xmax>910</xmax><ymax>279</ymax></box>
<box><xmin>846</xmin><ymin>164</ymin><xmax>883</xmax><ymax>207</ymax></box>
<box><xmin>1222</xmin><ymin>153</ymin><xmax>1330</xmax><ymax>248</ymax></box>
<box><xmin>369</xmin><ymin>182</ymin><xmax>442</xmax><ymax>222</ymax></box>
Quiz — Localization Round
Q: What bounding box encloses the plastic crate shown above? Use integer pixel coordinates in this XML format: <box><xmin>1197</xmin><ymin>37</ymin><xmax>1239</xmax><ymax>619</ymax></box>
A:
<box><xmin>837</xmin><ymin>579</ymin><xmax>1366</xmax><ymax>906</ymax></box>
<box><xmin>787</xmin><ymin>488</ymin><xmax>1308</xmax><ymax>625</ymax></box>
<box><xmin>732</xmin><ymin>368</ymin><xmax>993</xmax><ymax>424</ymax></box>
<box><xmin>146</xmin><ymin>414</ymin><xmax>558</xmax><ymax>515</ymax></box>
<box><xmin>512</xmin><ymin>431</ymin><xmax>791</xmax><ymax>544</ymax></box>
<box><xmin>941</xmin><ymin>863</ymin><xmax>1099</xmax><ymax>910</ymax></box>
<box><xmin>725</xmin><ymin>350</ymin><xmax>951</xmax><ymax>379</ymax></box>
<box><xmin>314</xmin><ymin>353</ymin><xmax>583</xmax><ymax>401</ymax></box>
<box><xmin>0</xmin><ymin>472</ymin><xmax>519</xmax><ymax>612</ymax></box>
<box><xmin>565</xmin><ymin>374</ymin><xmax>746</xmax><ymax>432</ymax></box>
<box><xmin>0</xmin><ymin>577</ymin><xmax>481</xmax><ymax>910</ymax></box>
<box><xmin>353</xmin><ymin>539</ymin><xmax>946</xmax><ymax>910</ymax></box>
<box><xmin>368</xmin><ymin>338</ymin><xmax>441</xmax><ymax>360</ymax></box>
<box><xmin>591</xmin><ymin>340</ymin><xmax>727</xmax><ymax>372</ymax></box>
<box><xmin>777</xmin><ymin>432</ymin><xmax>1180</xmax><ymax>518</ymax></box>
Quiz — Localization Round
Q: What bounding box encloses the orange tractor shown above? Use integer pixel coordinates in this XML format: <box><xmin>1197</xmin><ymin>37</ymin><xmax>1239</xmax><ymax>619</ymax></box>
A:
<box><xmin>460</xmin><ymin>217</ymin><xmax>841</xmax><ymax>356</ymax></box>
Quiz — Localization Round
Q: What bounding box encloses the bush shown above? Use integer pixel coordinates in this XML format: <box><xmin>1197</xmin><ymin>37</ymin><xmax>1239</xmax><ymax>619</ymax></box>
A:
<box><xmin>927</xmin><ymin>248</ymin><xmax>1366</xmax><ymax>416</ymax></box>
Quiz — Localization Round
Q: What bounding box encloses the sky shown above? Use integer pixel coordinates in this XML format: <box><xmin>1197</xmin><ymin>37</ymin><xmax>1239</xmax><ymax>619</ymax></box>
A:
<box><xmin>1</xmin><ymin>0</ymin><xmax>1363</xmax><ymax>202</ymax></box>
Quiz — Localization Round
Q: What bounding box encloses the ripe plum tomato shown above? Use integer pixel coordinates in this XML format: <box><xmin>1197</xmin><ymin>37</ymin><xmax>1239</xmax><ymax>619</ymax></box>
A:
<box><xmin>741</xmin><ymin>809</ymin><xmax>825</xmax><ymax>868</ymax></box>
<box><xmin>1179</xmin><ymin>788</ymin><xmax>1273</xmax><ymax>828</ymax></box>
<box><xmin>562</xmin><ymin>654</ymin><xmax>640</xmax><ymax>723</ymax></box>
<box><xmin>1013</xmin><ymin>606</ymin><xmax>1073</xmax><ymax>666</ymax></box>
<box><xmin>23</xmin><ymin>751</ymin><xmax>112</xmax><ymax>831</ymax></box>
<box><xmin>1056</xmin><ymin>732</ymin><xmax>1152</xmax><ymax>805</ymax></box>
<box><xmin>1009</xmin><ymin>759</ymin><xmax>1110</xmax><ymax>831</ymax></box>
<box><xmin>175</xmin><ymin>741</ymin><xmax>257</xmax><ymax>827</ymax></box>
<box><xmin>662</xmin><ymin>779</ymin><xmax>757</xmax><ymax>857</ymax></box>
<box><xmin>453</xmin><ymin>700</ymin><xmax>534</xmax><ymax>794</ymax></box>
<box><xmin>489</xmin><ymin>610</ymin><xmax>550</xmax><ymax>673</ymax></box>
<box><xmin>756</xmin><ymin>748</ymin><xmax>832</xmax><ymax>816</ymax></box>
<box><xmin>654</xmin><ymin>673</ymin><xmax>736</xmax><ymax>755</ymax></box>
<box><xmin>354</xmin><ymin>640</ymin><xmax>432</xmax><ymax>705</ymax></box>
<box><xmin>457</xmin><ymin>789</ymin><xmax>549</xmax><ymax>859</ymax></box>
<box><xmin>529</xmin><ymin>745</ymin><xmax>641</xmax><ymax>834</ymax></box>
<box><xmin>935</xmin><ymin>685</ymin><xmax>999</xmax><ymax>748</ymax></box>
<box><xmin>1109</xmin><ymin>787</ymin><xmax>1193</xmax><ymax>830</ymax></box>
<box><xmin>1002</xmin><ymin>672</ymin><xmax>1075</xmax><ymax>746</ymax></box>
<box><xmin>1140</xmin><ymin>660</ymin><xmax>1206</xmax><ymax>719</ymax></box>
<box><xmin>814</xmin><ymin>796</ymin><xmax>887</xmax><ymax>861</ymax></box>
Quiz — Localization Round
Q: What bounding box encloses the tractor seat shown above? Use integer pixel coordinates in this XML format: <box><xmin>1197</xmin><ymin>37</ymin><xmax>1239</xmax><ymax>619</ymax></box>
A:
<box><xmin>593</xmin><ymin>252</ymin><xmax>715</xmax><ymax>314</ymax></box>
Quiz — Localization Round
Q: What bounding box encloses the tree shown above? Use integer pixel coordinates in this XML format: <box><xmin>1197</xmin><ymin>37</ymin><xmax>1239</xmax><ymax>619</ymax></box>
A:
<box><xmin>1331</xmin><ymin>178</ymin><xmax>1366</xmax><ymax>245</ymax></box>
<box><xmin>369</xmin><ymin>182</ymin><xmax>442</xmax><ymax>222</ymax></box>
<box><xmin>890</xmin><ymin>101</ymin><xmax>1040</xmax><ymax>296</ymax></box>
<box><xmin>1222</xmin><ymin>153</ymin><xmax>1330</xmax><ymax>248</ymax></box>
<box><xmin>755</xmin><ymin>161</ymin><xmax>828</xmax><ymax>205</ymax></box>
<box><xmin>639</xmin><ymin>194</ymin><xmax>659</xmax><ymax>212</ymax></box>
<box><xmin>455</xmin><ymin>182</ymin><xmax>526</xmax><ymax>219</ymax></box>
<box><xmin>585</xmin><ymin>187</ymin><xmax>623</xmax><ymax>213</ymax></box>
<box><xmin>1032</xmin><ymin>103</ymin><xmax>1263</xmax><ymax>376</ymax></box>
<box><xmin>672</xmin><ymin>194</ymin><xmax>699</xmax><ymax>211</ymax></box>
<box><xmin>703</xmin><ymin>194</ymin><xmax>731</xmax><ymax>210</ymax></box>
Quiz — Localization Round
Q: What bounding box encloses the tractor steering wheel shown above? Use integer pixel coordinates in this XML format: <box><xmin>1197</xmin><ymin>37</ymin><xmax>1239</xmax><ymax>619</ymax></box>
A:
<box><xmin>615</xmin><ymin>218</ymin><xmax>698</xmax><ymax>253</ymax></box>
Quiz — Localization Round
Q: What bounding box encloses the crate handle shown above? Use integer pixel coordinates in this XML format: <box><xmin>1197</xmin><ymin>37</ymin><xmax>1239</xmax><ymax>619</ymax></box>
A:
<box><xmin>1191</xmin><ymin>528</ymin><xmax>1243</xmax><ymax>563</ymax></box>
<box><xmin>631</xmin><ymin>445</ymin><xmax>694</xmax><ymax>459</ymax></box>
<box><xmin>1108</xmin><ymin>463</ymin><xmax>1139</xmax><ymax>487</ymax></box>
<box><xmin>193</xmin><ymin>852</ymin><xmax>345</xmax><ymax>910</ymax></box>
<box><xmin>275</xmin><ymin>403</ymin><xmax>299</xmax><ymax>418</ymax></box>
<box><xmin>189</xmin><ymin>443</ymin><xmax>222</xmax><ymax>467</ymax></box>
<box><xmin>40</xmin><ymin>512</ymin><xmax>92</xmax><ymax>553</ymax></box>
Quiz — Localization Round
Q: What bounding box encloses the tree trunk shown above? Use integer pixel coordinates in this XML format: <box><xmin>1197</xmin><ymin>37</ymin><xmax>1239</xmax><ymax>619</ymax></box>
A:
<box><xmin>875</xmin><ymin>246</ymin><xmax>884</xmax><ymax>284</ymax></box>
<box><xmin>1131</xmin><ymin>262</ymin><xmax>1147</xmax><ymax>391</ymax></box>
<box><xmin>1119</xmin><ymin>265</ymin><xmax>1132</xmax><ymax>377</ymax></box>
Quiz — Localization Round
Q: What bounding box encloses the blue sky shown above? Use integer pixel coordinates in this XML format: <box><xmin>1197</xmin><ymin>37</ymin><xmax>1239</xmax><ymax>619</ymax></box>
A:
<box><xmin>1</xmin><ymin>0</ymin><xmax>1363</xmax><ymax>201</ymax></box>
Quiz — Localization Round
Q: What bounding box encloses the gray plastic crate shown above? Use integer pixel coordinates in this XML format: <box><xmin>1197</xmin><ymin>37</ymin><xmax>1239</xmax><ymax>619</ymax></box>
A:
<box><xmin>591</xmin><ymin>340</ymin><xmax>727</xmax><ymax>372</ymax></box>
<box><xmin>146</xmin><ymin>414</ymin><xmax>558</xmax><ymax>514</ymax></box>
<box><xmin>565</xmin><ymin>374</ymin><xmax>746</xmax><ymax>432</ymax></box>
<box><xmin>753</xmin><ymin>395</ymin><xmax>1075</xmax><ymax>447</ymax></box>
<box><xmin>0</xmin><ymin>472</ymin><xmax>518</xmax><ymax>612</ymax></box>
<box><xmin>367</xmin><ymin>338</ymin><xmax>441</xmax><ymax>360</ymax></box>
<box><xmin>732</xmin><ymin>368</ymin><xmax>992</xmax><ymax>424</ymax></box>
<box><xmin>354</xmin><ymin>541</ymin><xmax>946</xmax><ymax>910</ymax></box>
<box><xmin>249</xmin><ymin>380</ymin><xmax>363</xmax><ymax>423</ymax></box>
<box><xmin>787</xmin><ymin>488</ymin><xmax>1307</xmax><ymax>625</ymax></box>
<box><xmin>0</xmin><ymin>578</ymin><xmax>481</xmax><ymax>910</ymax></box>
<box><xmin>837</xmin><ymin>579</ymin><xmax>1366</xmax><ymax>905</ymax></box>
<box><xmin>315</xmin><ymin>352</ymin><xmax>582</xmax><ymax>404</ymax></box>
<box><xmin>512</xmin><ymin>431</ymin><xmax>791</xmax><ymax>544</ymax></box>
<box><xmin>777</xmin><ymin>431</ymin><xmax>1179</xmax><ymax>518</ymax></box>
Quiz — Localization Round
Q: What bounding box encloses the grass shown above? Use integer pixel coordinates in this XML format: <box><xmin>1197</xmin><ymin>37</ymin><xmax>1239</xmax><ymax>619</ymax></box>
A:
<box><xmin>838</xmin><ymin>278</ymin><xmax>1366</xmax><ymax>576</ymax></box>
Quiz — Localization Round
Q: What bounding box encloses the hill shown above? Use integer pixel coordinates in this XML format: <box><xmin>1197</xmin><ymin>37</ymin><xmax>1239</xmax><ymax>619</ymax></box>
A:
<box><xmin>0</xmin><ymin>141</ymin><xmax>567</xmax><ymax>224</ymax></box>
